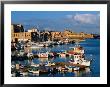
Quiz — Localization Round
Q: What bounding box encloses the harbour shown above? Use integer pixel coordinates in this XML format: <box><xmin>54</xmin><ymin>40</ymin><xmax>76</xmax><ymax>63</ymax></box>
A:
<box><xmin>11</xmin><ymin>39</ymin><xmax>100</xmax><ymax>77</ymax></box>
<box><xmin>11</xmin><ymin>11</ymin><xmax>100</xmax><ymax>77</ymax></box>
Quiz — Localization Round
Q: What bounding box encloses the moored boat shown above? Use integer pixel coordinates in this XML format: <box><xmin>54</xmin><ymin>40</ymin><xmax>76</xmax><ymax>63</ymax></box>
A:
<box><xmin>38</xmin><ymin>53</ymin><xmax>48</xmax><ymax>58</ymax></box>
<box><xmin>67</xmin><ymin>43</ymin><xmax>91</xmax><ymax>67</ymax></box>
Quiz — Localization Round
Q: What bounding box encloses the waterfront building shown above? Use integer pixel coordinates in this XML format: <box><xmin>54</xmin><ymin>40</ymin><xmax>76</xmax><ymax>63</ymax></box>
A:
<box><xmin>11</xmin><ymin>24</ymin><xmax>93</xmax><ymax>43</ymax></box>
<box><xmin>28</xmin><ymin>28</ymin><xmax>40</xmax><ymax>42</ymax></box>
<box><xmin>40</xmin><ymin>31</ymin><xmax>51</xmax><ymax>42</ymax></box>
<box><xmin>31</xmin><ymin>32</ymin><xmax>40</xmax><ymax>42</ymax></box>
<box><xmin>78</xmin><ymin>32</ymin><xmax>93</xmax><ymax>38</ymax></box>
<box><xmin>11</xmin><ymin>25</ymin><xmax>51</xmax><ymax>42</ymax></box>
<box><xmin>11</xmin><ymin>24</ymin><xmax>24</xmax><ymax>33</ymax></box>
<box><xmin>51</xmin><ymin>31</ymin><xmax>63</xmax><ymax>41</ymax></box>
<box><xmin>62</xmin><ymin>30</ymin><xmax>93</xmax><ymax>40</ymax></box>
<box><xmin>12</xmin><ymin>32</ymin><xmax>31</xmax><ymax>42</ymax></box>
<box><xmin>84</xmin><ymin>33</ymin><xmax>93</xmax><ymax>38</ymax></box>
<box><xmin>62</xmin><ymin>30</ymin><xmax>84</xmax><ymax>39</ymax></box>
<box><xmin>11</xmin><ymin>24</ymin><xmax>24</xmax><ymax>42</ymax></box>
<box><xmin>26</xmin><ymin>28</ymin><xmax>51</xmax><ymax>42</ymax></box>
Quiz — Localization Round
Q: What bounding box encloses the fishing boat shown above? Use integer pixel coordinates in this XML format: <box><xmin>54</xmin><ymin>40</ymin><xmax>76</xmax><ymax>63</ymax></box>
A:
<box><xmin>20</xmin><ymin>72</ymin><xmax>28</xmax><ymax>76</ymax></box>
<box><xmin>69</xmin><ymin>53</ymin><xmax>90</xmax><ymax>67</ymax></box>
<box><xmin>67</xmin><ymin>67</ymin><xmax>73</xmax><ymax>72</ymax></box>
<box><xmin>29</xmin><ymin>62</ymin><xmax>39</xmax><ymax>75</ymax></box>
<box><xmin>11</xmin><ymin>64</ymin><xmax>15</xmax><ymax>69</ymax></box>
<box><xmin>67</xmin><ymin>45</ymin><xmax>84</xmax><ymax>54</ymax></box>
<box><xmin>45</xmin><ymin>61</ymin><xmax>55</xmax><ymax>66</ymax></box>
<box><xmin>27</xmin><ymin>52</ymin><xmax>33</xmax><ymax>57</ymax></box>
<box><xmin>38</xmin><ymin>52</ymin><xmax>48</xmax><ymax>58</ymax></box>
<box><xmin>31</xmin><ymin>62</ymin><xmax>39</xmax><ymax>67</ymax></box>
<box><xmin>80</xmin><ymin>60</ymin><xmax>90</xmax><ymax>67</ymax></box>
<box><xmin>43</xmin><ymin>41</ymin><xmax>53</xmax><ymax>47</ymax></box>
<box><xmin>73</xmin><ymin>66</ymin><xmax>80</xmax><ymax>71</ymax></box>
<box><xmin>31</xmin><ymin>45</ymin><xmax>43</xmax><ymax>48</ymax></box>
<box><xmin>60</xmin><ymin>53</ymin><xmax>66</xmax><ymax>58</ymax></box>
<box><xmin>11</xmin><ymin>73</ymin><xmax>16</xmax><ymax>77</ymax></box>
<box><xmin>31</xmin><ymin>42</ymin><xmax>44</xmax><ymax>48</ymax></box>
<box><xmin>67</xmin><ymin>66</ymin><xmax>80</xmax><ymax>71</ymax></box>
<box><xmin>38</xmin><ymin>44</ymin><xmax>44</xmax><ymax>47</ymax></box>
<box><xmin>68</xmin><ymin>42</ymin><xmax>91</xmax><ymax>67</ymax></box>
<box><xmin>28</xmin><ymin>68</ymin><xmax>39</xmax><ymax>74</ymax></box>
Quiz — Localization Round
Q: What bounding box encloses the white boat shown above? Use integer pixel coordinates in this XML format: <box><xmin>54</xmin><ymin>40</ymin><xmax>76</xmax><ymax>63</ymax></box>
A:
<box><xmin>29</xmin><ymin>68</ymin><xmax>39</xmax><ymax>74</ymax></box>
<box><xmin>68</xmin><ymin>66</ymin><xmax>79</xmax><ymax>71</ymax></box>
<box><xmin>31</xmin><ymin>42</ymin><xmax>44</xmax><ymax>48</ymax></box>
<box><xmin>68</xmin><ymin>43</ymin><xmax>91</xmax><ymax>67</ymax></box>
<box><xmin>27</xmin><ymin>53</ymin><xmax>33</xmax><ymax>57</ymax></box>
<box><xmin>51</xmin><ymin>63</ymin><xmax>55</xmax><ymax>66</ymax></box>
<box><xmin>29</xmin><ymin>63</ymin><xmax>39</xmax><ymax>75</ymax></box>
<box><xmin>26</xmin><ymin>44</ymin><xmax>31</xmax><ymax>47</ymax></box>
<box><xmin>31</xmin><ymin>46</ymin><xmax>43</xmax><ymax>49</ymax></box>
<box><xmin>38</xmin><ymin>53</ymin><xmax>48</xmax><ymax>58</ymax></box>
<box><xmin>20</xmin><ymin>72</ymin><xmax>28</xmax><ymax>76</ymax></box>
<box><xmin>60</xmin><ymin>53</ymin><xmax>66</xmax><ymax>58</ymax></box>
<box><xmin>73</xmin><ymin>67</ymin><xmax>80</xmax><ymax>71</ymax></box>
<box><xmin>45</xmin><ymin>61</ymin><xmax>55</xmax><ymax>66</ymax></box>
<box><xmin>72</xmin><ymin>55</ymin><xmax>91</xmax><ymax>67</ymax></box>
<box><xmin>67</xmin><ymin>67</ymin><xmax>73</xmax><ymax>72</ymax></box>
<box><xmin>31</xmin><ymin>63</ymin><xmax>39</xmax><ymax>67</ymax></box>
<box><xmin>19</xmin><ymin>50</ymin><xmax>25</xmax><ymax>56</ymax></box>
<box><xmin>85</xmin><ymin>67</ymin><xmax>91</xmax><ymax>73</ymax></box>
<box><xmin>11</xmin><ymin>73</ymin><xmax>16</xmax><ymax>77</ymax></box>
<box><xmin>11</xmin><ymin>65</ymin><xmax>15</xmax><ymax>69</ymax></box>
<box><xmin>43</xmin><ymin>41</ymin><xmax>53</xmax><ymax>47</ymax></box>
<box><xmin>31</xmin><ymin>44</ymin><xmax>43</xmax><ymax>48</ymax></box>
<box><xmin>29</xmin><ymin>70</ymin><xmax>39</xmax><ymax>74</ymax></box>
<box><xmin>81</xmin><ymin>60</ymin><xmax>90</xmax><ymax>67</ymax></box>
<box><xmin>38</xmin><ymin>44</ymin><xmax>44</xmax><ymax>47</ymax></box>
<box><xmin>43</xmin><ymin>43</ymin><xmax>49</xmax><ymax>47</ymax></box>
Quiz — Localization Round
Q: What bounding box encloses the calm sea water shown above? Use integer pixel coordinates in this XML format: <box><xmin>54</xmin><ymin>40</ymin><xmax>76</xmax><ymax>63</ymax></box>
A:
<box><xmin>32</xmin><ymin>39</ymin><xmax>100</xmax><ymax>77</ymax></box>
<box><xmin>12</xmin><ymin>39</ymin><xmax>100</xmax><ymax>77</ymax></box>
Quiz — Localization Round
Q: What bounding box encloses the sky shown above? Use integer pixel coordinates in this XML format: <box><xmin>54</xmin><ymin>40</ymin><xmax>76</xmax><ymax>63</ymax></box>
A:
<box><xmin>11</xmin><ymin>11</ymin><xmax>100</xmax><ymax>34</ymax></box>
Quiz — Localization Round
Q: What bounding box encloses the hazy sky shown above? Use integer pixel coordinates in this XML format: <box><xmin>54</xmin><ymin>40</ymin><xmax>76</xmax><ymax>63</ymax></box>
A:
<box><xmin>11</xmin><ymin>11</ymin><xmax>100</xmax><ymax>34</ymax></box>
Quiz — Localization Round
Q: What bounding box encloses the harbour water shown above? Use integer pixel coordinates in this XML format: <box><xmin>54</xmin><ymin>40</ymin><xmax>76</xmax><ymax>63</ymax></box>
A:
<box><xmin>11</xmin><ymin>39</ymin><xmax>100</xmax><ymax>77</ymax></box>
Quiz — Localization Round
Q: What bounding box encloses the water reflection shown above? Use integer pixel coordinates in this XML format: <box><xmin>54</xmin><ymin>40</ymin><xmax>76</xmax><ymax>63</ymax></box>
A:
<box><xmin>39</xmin><ymin>58</ymin><xmax>48</xmax><ymax>62</ymax></box>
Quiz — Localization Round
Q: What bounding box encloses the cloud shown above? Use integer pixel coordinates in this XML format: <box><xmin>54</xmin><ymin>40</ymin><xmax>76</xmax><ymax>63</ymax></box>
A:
<box><xmin>74</xmin><ymin>14</ymin><xmax>99</xmax><ymax>24</ymax></box>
